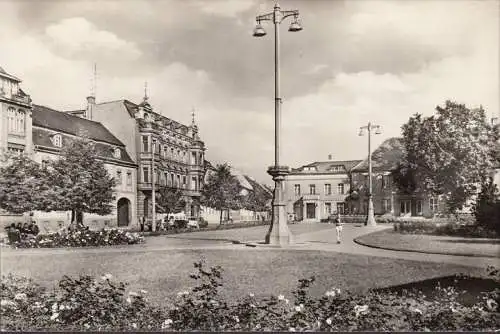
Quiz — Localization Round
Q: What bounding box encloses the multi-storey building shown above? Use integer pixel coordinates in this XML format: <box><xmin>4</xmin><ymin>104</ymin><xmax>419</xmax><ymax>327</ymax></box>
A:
<box><xmin>350</xmin><ymin>137</ymin><xmax>446</xmax><ymax>217</ymax></box>
<box><xmin>284</xmin><ymin>159</ymin><xmax>361</xmax><ymax>222</ymax></box>
<box><xmin>0</xmin><ymin>67</ymin><xmax>33</xmax><ymax>159</ymax></box>
<box><xmin>70</xmin><ymin>94</ymin><xmax>206</xmax><ymax>220</ymax></box>
<box><xmin>31</xmin><ymin>104</ymin><xmax>137</xmax><ymax>230</ymax></box>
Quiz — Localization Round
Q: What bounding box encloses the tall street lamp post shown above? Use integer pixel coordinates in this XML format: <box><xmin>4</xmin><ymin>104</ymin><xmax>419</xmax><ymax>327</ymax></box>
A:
<box><xmin>253</xmin><ymin>2</ymin><xmax>302</xmax><ymax>245</ymax></box>
<box><xmin>151</xmin><ymin>138</ymin><xmax>157</xmax><ymax>232</ymax></box>
<box><xmin>358</xmin><ymin>122</ymin><xmax>381</xmax><ymax>226</ymax></box>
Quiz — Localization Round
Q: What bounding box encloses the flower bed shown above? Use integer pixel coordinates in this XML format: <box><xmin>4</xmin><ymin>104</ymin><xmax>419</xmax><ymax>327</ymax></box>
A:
<box><xmin>1</xmin><ymin>263</ymin><xmax>498</xmax><ymax>331</ymax></box>
<box><xmin>393</xmin><ymin>219</ymin><xmax>498</xmax><ymax>238</ymax></box>
<box><xmin>140</xmin><ymin>220</ymin><xmax>271</xmax><ymax>237</ymax></box>
<box><xmin>7</xmin><ymin>228</ymin><xmax>144</xmax><ymax>248</ymax></box>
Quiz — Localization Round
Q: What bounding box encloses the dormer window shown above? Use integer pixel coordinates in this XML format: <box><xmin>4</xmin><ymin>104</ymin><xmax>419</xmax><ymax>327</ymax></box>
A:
<box><xmin>113</xmin><ymin>148</ymin><xmax>121</xmax><ymax>159</ymax></box>
<box><xmin>53</xmin><ymin>134</ymin><xmax>62</xmax><ymax>148</ymax></box>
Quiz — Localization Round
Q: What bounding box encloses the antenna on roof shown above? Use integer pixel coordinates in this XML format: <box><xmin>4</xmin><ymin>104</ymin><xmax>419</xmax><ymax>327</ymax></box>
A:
<box><xmin>144</xmin><ymin>81</ymin><xmax>148</xmax><ymax>101</ymax></box>
<box><xmin>90</xmin><ymin>63</ymin><xmax>97</xmax><ymax>98</ymax></box>
<box><xmin>191</xmin><ymin>107</ymin><xmax>196</xmax><ymax>126</ymax></box>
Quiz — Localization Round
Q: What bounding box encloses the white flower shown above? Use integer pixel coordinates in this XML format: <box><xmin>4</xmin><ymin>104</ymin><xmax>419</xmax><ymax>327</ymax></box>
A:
<box><xmin>140</xmin><ymin>289</ymin><xmax>148</xmax><ymax>294</ymax></box>
<box><xmin>249</xmin><ymin>293</ymin><xmax>255</xmax><ymax>297</ymax></box>
<box><xmin>14</xmin><ymin>293</ymin><xmax>27</xmax><ymax>301</ymax></box>
<box><xmin>161</xmin><ymin>319</ymin><xmax>173</xmax><ymax>329</ymax></box>
<box><xmin>289</xmin><ymin>327</ymin><xmax>296</xmax><ymax>332</ymax></box>
<box><xmin>294</xmin><ymin>306</ymin><xmax>302</xmax><ymax>312</ymax></box>
<box><xmin>354</xmin><ymin>304</ymin><xmax>369</xmax><ymax>317</ymax></box>
<box><xmin>51</xmin><ymin>303</ymin><xmax>58</xmax><ymax>312</ymax></box>
<box><xmin>101</xmin><ymin>273</ymin><xmax>113</xmax><ymax>280</ymax></box>
<box><xmin>84</xmin><ymin>323</ymin><xmax>90</xmax><ymax>329</ymax></box>
<box><xmin>126</xmin><ymin>297</ymin><xmax>132</xmax><ymax>304</ymax></box>
<box><xmin>132</xmin><ymin>323</ymin><xmax>137</xmax><ymax>329</ymax></box>
<box><xmin>233</xmin><ymin>315</ymin><xmax>240</xmax><ymax>323</ymax></box>
<box><xmin>59</xmin><ymin>304</ymin><xmax>65</xmax><ymax>310</ymax></box>
<box><xmin>411</xmin><ymin>307</ymin><xmax>423</xmax><ymax>315</ymax></box>
<box><xmin>326</xmin><ymin>318</ymin><xmax>332</xmax><ymax>325</ymax></box>
<box><xmin>486</xmin><ymin>298</ymin><xmax>498</xmax><ymax>311</ymax></box>
<box><xmin>278</xmin><ymin>294</ymin><xmax>285</xmax><ymax>301</ymax></box>
<box><xmin>129</xmin><ymin>291</ymin><xmax>139</xmax><ymax>297</ymax></box>
<box><xmin>50</xmin><ymin>312</ymin><xmax>59</xmax><ymax>320</ymax></box>
<box><xmin>250</xmin><ymin>304</ymin><xmax>256</xmax><ymax>308</ymax></box>
<box><xmin>284</xmin><ymin>298</ymin><xmax>289</xmax><ymax>304</ymax></box>
<box><xmin>0</xmin><ymin>299</ymin><xmax>16</xmax><ymax>308</ymax></box>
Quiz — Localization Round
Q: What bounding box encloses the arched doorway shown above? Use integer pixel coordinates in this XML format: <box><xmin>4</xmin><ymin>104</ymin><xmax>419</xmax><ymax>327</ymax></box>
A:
<box><xmin>117</xmin><ymin>198</ymin><xmax>131</xmax><ymax>227</ymax></box>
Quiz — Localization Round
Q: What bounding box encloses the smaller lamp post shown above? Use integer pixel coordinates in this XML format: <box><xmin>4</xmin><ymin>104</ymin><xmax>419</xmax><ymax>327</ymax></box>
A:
<box><xmin>358</xmin><ymin>122</ymin><xmax>381</xmax><ymax>226</ymax></box>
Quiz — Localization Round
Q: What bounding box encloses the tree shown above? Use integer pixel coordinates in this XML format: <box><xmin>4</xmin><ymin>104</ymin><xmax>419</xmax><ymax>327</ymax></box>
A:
<box><xmin>240</xmin><ymin>177</ymin><xmax>272</xmax><ymax>212</ymax></box>
<box><xmin>473</xmin><ymin>177</ymin><xmax>500</xmax><ymax>234</ymax></box>
<box><xmin>0</xmin><ymin>153</ymin><xmax>59</xmax><ymax>213</ymax></box>
<box><xmin>394</xmin><ymin>101</ymin><xmax>499</xmax><ymax>213</ymax></box>
<box><xmin>156</xmin><ymin>186</ymin><xmax>186</xmax><ymax>215</ymax></box>
<box><xmin>50</xmin><ymin>137</ymin><xmax>116</xmax><ymax>225</ymax></box>
<box><xmin>201</xmin><ymin>163</ymin><xmax>241</xmax><ymax>224</ymax></box>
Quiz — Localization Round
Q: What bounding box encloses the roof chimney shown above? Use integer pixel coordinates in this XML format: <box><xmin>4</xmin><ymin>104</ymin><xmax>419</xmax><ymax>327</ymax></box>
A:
<box><xmin>86</xmin><ymin>95</ymin><xmax>95</xmax><ymax>120</ymax></box>
<box><xmin>328</xmin><ymin>154</ymin><xmax>332</xmax><ymax>160</ymax></box>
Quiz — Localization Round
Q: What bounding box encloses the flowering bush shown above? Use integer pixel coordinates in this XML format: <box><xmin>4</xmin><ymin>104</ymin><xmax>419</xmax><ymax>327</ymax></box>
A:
<box><xmin>1</xmin><ymin>263</ymin><xmax>499</xmax><ymax>331</ymax></box>
<box><xmin>393</xmin><ymin>219</ymin><xmax>498</xmax><ymax>238</ymax></box>
<box><xmin>9</xmin><ymin>227</ymin><xmax>144</xmax><ymax>248</ymax></box>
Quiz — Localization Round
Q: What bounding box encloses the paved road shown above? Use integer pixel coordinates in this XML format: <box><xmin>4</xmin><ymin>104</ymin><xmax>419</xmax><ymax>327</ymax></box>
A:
<box><xmin>1</xmin><ymin>223</ymin><xmax>497</xmax><ymax>269</ymax></box>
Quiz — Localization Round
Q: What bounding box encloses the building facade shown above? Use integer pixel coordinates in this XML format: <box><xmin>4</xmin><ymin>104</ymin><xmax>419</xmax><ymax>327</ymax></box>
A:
<box><xmin>0</xmin><ymin>67</ymin><xmax>33</xmax><ymax>159</ymax></box>
<box><xmin>31</xmin><ymin>104</ymin><xmax>138</xmax><ymax>230</ymax></box>
<box><xmin>284</xmin><ymin>160</ymin><xmax>361</xmax><ymax>222</ymax></box>
<box><xmin>74</xmin><ymin>95</ymin><xmax>206</xmax><ymax>220</ymax></box>
<box><xmin>349</xmin><ymin>137</ymin><xmax>447</xmax><ymax>217</ymax></box>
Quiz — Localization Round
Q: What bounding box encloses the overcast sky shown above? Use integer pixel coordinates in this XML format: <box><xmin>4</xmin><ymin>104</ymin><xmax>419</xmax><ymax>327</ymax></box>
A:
<box><xmin>1</xmin><ymin>0</ymin><xmax>499</xmax><ymax>183</ymax></box>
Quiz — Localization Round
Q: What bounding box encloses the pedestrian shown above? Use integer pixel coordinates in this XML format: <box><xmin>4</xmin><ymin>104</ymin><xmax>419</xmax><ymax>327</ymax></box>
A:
<box><xmin>334</xmin><ymin>213</ymin><xmax>343</xmax><ymax>244</ymax></box>
<box><xmin>139</xmin><ymin>216</ymin><xmax>145</xmax><ymax>232</ymax></box>
<box><xmin>30</xmin><ymin>221</ymin><xmax>40</xmax><ymax>236</ymax></box>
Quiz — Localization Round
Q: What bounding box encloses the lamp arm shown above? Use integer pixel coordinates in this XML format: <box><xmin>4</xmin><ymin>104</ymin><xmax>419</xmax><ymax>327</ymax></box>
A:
<box><xmin>280</xmin><ymin>10</ymin><xmax>300</xmax><ymax>22</ymax></box>
<box><xmin>256</xmin><ymin>13</ymin><xmax>274</xmax><ymax>22</ymax></box>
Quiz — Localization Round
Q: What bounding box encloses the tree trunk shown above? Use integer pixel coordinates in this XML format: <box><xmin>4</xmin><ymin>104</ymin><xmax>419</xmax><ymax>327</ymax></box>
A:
<box><xmin>219</xmin><ymin>209</ymin><xmax>223</xmax><ymax>225</ymax></box>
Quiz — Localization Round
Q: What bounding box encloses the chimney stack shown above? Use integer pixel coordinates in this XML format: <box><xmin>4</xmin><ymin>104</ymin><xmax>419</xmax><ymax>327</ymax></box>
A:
<box><xmin>86</xmin><ymin>95</ymin><xmax>95</xmax><ymax>120</ymax></box>
<box><xmin>328</xmin><ymin>154</ymin><xmax>332</xmax><ymax>160</ymax></box>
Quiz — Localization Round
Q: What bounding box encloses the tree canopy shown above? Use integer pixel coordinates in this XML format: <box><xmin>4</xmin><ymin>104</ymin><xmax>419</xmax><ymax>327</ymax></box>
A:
<box><xmin>156</xmin><ymin>186</ymin><xmax>186</xmax><ymax>215</ymax></box>
<box><xmin>201</xmin><ymin>163</ymin><xmax>241</xmax><ymax>224</ymax></box>
<box><xmin>393</xmin><ymin>100</ymin><xmax>499</xmax><ymax>213</ymax></box>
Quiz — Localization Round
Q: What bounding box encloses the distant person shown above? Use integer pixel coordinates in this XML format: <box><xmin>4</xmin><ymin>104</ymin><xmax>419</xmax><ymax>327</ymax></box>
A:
<box><xmin>139</xmin><ymin>216</ymin><xmax>145</xmax><ymax>232</ymax></box>
<box><xmin>334</xmin><ymin>213</ymin><xmax>343</xmax><ymax>244</ymax></box>
<box><xmin>29</xmin><ymin>221</ymin><xmax>40</xmax><ymax>236</ymax></box>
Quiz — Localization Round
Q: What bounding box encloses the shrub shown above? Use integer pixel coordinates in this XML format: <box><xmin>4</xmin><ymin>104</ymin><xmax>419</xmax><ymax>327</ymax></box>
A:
<box><xmin>8</xmin><ymin>226</ymin><xmax>144</xmax><ymax>248</ymax></box>
<box><xmin>198</xmin><ymin>217</ymin><xmax>209</xmax><ymax>228</ymax></box>
<box><xmin>1</xmin><ymin>263</ymin><xmax>499</xmax><ymax>332</ymax></box>
<box><xmin>474</xmin><ymin>178</ymin><xmax>500</xmax><ymax>235</ymax></box>
<box><xmin>393</xmin><ymin>219</ymin><xmax>499</xmax><ymax>238</ymax></box>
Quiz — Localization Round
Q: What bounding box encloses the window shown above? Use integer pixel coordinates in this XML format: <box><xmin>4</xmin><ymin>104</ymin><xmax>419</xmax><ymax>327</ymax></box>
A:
<box><xmin>382</xmin><ymin>175</ymin><xmax>391</xmax><ymax>189</ymax></box>
<box><xmin>183</xmin><ymin>176</ymin><xmax>186</xmax><ymax>188</ymax></box>
<box><xmin>142</xmin><ymin>166</ymin><xmax>150</xmax><ymax>183</ymax></box>
<box><xmin>337</xmin><ymin>183</ymin><xmax>345</xmax><ymax>195</ymax></box>
<box><xmin>192</xmin><ymin>176</ymin><xmax>197</xmax><ymax>190</ymax></box>
<box><xmin>170</xmin><ymin>173</ymin><xmax>175</xmax><ymax>186</ymax></box>
<box><xmin>126</xmin><ymin>172</ymin><xmax>132</xmax><ymax>186</ymax></box>
<box><xmin>382</xmin><ymin>199</ymin><xmax>391</xmax><ymax>213</ymax></box>
<box><xmin>309</xmin><ymin>184</ymin><xmax>316</xmax><ymax>195</ymax></box>
<box><xmin>336</xmin><ymin>202</ymin><xmax>345</xmax><ymax>214</ymax></box>
<box><xmin>324</xmin><ymin>184</ymin><xmax>331</xmax><ymax>195</ymax></box>
<box><xmin>7</xmin><ymin>108</ymin><xmax>15</xmax><ymax>133</ymax></box>
<box><xmin>7</xmin><ymin>145</ymin><xmax>24</xmax><ymax>155</ymax></box>
<box><xmin>7</xmin><ymin>108</ymin><xmax>25</xmax><ymax>134</ymax></box>
<box><xmin>429</xmin><ymin>197</ymin><xmax>439</xmax><ymax>212</ymax></box>
<box><xmin>163</xmin><ymin>146</ymin><xmax>168</xmax><ymax>158</ymax></box>
<box><xmin>113</xmin><ymin>148</ymin><xmax>121</xmax><ymax>159</ymax></box>
<box><xmin>116</xmin><ymin>169</ymin><xmax>122</xmax><ymax>185</ymax></box>
<box><xmin>191</xmin><ymin>152</ymin><xmax>197</xmax><ymax>165</ymax></box>
<box><xmin>176</xmin><ymin>175</ymin><xmax>181</xmax><ymax>188</ymax></box>
<box><xmin>400</xmin><ymin>200</ymin><xmax>411</xmax><ymax>215</ymax></box>
<box><xmin>53</xmin><ymin>134</ymin><xmax>62</xmax><ymax>148</ymax></box>
<box><xmin>142</xmin><ymin>136</ymin><xmax>149</xmax><ymax>152</ymax></box>
<box><xmin>416</xmin><ymin>200</ymin><xmax>423</xmax><ymax>215</ymax></box>
<box><xmin>325</xmin><ymin>202</ymin><xmax>332</xmax><ymax>215</ymax></box>
<box><xmin>294</xmin><ymin>184</ymin><xmax>301</xmax><ymax>196</ymax></box>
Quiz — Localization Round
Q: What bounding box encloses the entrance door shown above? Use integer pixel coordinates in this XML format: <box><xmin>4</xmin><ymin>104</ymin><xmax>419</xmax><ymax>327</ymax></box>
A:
<box><xmin>306</xmin><ymin>203</ymin><xmax>316</xmax><ymax>219</ymax></box>
<box><xmin>400</xmin><ymin>200</ymin><xmax>411</xmax><ymax>216</ymax></box>
<box><xmin>117</xmin><ymin>198</ymin><xmax>130</xmax><ymax>226</ymax></box>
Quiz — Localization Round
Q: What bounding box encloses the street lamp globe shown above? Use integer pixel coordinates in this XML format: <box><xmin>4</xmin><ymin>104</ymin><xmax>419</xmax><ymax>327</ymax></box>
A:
<box><xmin>288</xmin><ymin>19</ymin><xmax>303</xmax><ymax>32</ymax></box>
<box><xmin>253</xmin><ymin>23</ymin><xmax>267</xmax><ymax>37</ymax></box>
<box><xmin>358</xmin><ymin>129</ymin><xmax>364</xmax><ymax>136</ymax></box>
<box><xmin>375</xmin><ymin>127</ymin><xmax>382</xmax><ymax>135</ymax></box>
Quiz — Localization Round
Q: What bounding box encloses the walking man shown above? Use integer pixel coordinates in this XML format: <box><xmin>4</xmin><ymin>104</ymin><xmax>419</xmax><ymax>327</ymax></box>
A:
<box><xmin>334</xmin><ymin>212</ymin><xmax>343</xmax><ymax>244</ymax></box>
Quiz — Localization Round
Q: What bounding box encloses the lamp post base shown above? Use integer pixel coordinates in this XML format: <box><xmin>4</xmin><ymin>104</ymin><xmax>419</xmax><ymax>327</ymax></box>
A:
<box><xmin>365</xmin><ymin>196</ymin><xmax>377</xmax><ymax>226</ymax></box>
<box><xmin>265</xmin><ymin>166</ymin><xmax>293</xmax><ymax>246</ymax></box>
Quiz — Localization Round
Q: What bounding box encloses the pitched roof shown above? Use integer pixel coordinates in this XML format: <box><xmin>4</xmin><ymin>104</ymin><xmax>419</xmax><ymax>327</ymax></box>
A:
<box><xmin>32</xmin><ymin>128</ymin><xmax>134</xmax><ymax>164</ymax></box>
<box><xmin>32</xmin><ymin>105</ymin><xmax>124</xmax><ymax>146</ymax></box>
<box><xmin>291</xmin><ymin>160</ymin><xmax>362</xmax><ymax>174</ymax></box>
<box><xmin>351</xmin><ymin>137</ymin><xmax>405</xmax><ymax>172</ymax></box>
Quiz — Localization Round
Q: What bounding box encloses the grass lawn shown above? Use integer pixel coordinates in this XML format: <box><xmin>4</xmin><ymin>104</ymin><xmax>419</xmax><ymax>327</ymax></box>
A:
<box><xmin>355</xmin><ymin>229</ymin><xmax>500</xmax><ymax>258</ymax></box>
<box><xmin>0</xmin><ymin>248</ymin><xmax>488</xmax><ymax>306</ymax></box>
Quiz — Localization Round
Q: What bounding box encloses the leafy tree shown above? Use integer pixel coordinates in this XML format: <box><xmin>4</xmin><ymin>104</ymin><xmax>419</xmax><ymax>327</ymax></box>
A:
<box><xmin>473</xmin><ymin>177</ymin><xmax>500</xmax><ymax>234</ymax></box>
<box><xmin>156</xmin><ymin>187</ymin><xmax>186</xmax><ymax>214</ymax></box>
<box><xmin>201</xmin><ymin>163</ymin><xmax>241</xmax><ymax>224</ymax></box>
<box><xmin>0</xmin><ymin>153</ymin><xmax>60</xmax><ymax>213</ymax></box>
<box><xmin>50</xmin><ymin>137</ymin><xmax>116</xmax><ymax>225</ymax></box>
<box><xmin>394</xmin><ymin>101</ymin><xmax>499</xmax><ymax>213</ymax></box>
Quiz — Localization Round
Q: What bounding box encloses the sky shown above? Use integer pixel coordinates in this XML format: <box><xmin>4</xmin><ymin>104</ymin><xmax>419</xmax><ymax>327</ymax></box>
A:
<box><xmin>1</xmin><ymin>0</ymin><xmax>499</xmax><ymax>184</ymax></box>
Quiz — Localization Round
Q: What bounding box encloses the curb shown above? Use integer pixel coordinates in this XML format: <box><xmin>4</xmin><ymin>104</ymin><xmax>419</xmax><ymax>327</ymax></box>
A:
<box><xmin>353</xmin><ymin>236</ymin><xmax>500</xmax><ymax>259</ymax></box>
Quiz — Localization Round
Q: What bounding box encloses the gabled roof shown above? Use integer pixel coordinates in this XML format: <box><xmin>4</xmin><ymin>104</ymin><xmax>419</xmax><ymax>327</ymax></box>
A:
<box><xmin>33</xmin><ymin>105</ymin><xmax>124</xmax><ymax>146</ymax></box>
<box><xmin>351</xmin><ymin>137</ymin><xmax>405</xmax><ymax>172</ymax></box>
<box><xmin>0</xmin><ymin>66</ymin><xmax>21</xmax><ymax>82</ymax></box>
<box><xmin>32</xmin><ymin>128</ymin><xmax>134</xmax><ymax>164</ymax></box>
<box><xmin>291</xmin><ymin>160</ymin><xmax>362</xmax><ymax>174</ymax></box>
